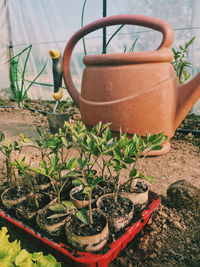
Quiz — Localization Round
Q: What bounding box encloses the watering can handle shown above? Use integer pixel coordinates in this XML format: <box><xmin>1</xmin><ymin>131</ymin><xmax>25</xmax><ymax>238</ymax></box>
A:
<box><xmin>63</xmin><ymin>14</ymin><xmax>174</xmax><ymax>106</ymax></box>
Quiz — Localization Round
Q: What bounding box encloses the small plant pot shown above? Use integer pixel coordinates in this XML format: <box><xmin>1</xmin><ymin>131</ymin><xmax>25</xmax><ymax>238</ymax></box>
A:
<box><xmin>16</xmin><ymin>193</ymin><xmax>51</xmax><ymax>221</ymax></box>
<box><xmin>47</xmin><ymin>112</ymin><xmax>70</xmax><ymax>133</ymax></box>
<box><xmin>70</xmin><ymin>185</ymin><xmax>104</xmax><ymax>209</ymax></box>
<box><xmin>65</xmin><ymin>209</ymin><xmax>109</xmax><ymax>252</ymax></box>
<box><xmin>120</xmin><ymin>182</ymin><xmax>149</xmax><ymax>206</ymax></box>
<box><xmin>96</xmin><ymin>193</ymin><xmax>134</xmax><ymax>232</ymax></box>
<box><xmin>1</xmin><ymin>185</ymin><xmax>32</xmax><ymax>209</ymax></box>
<box><xmin>36</xmin><ymin>198</ymin><xmax>69</xmax><ymax>236</ymax></box>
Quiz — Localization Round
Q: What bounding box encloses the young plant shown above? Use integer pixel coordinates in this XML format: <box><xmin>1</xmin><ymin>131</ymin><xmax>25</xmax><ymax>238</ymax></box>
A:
<box><xmin>65</xmin><ymin>121</ymin><xmax>112</xmax><ymax>224</ymax></box>
<box><xmin>8</xmin><ymin>45</ymin><xmax>48</xmax><ymax>108</ymax></box>
<box><xmin>31</xmin><ymin>155</ymin><xmax>78</xmax><ymax>204</ymax></box>
<box><xmin>100</xmin><ymin>130</ymin><xmax>167</xmax><ymax>203</ymax></box>
<box><xmin>19</xmin><ymin>124</ymin><xmax>72</xmax><ymax>163</ymax></box>
<box><xmin>171</xmin><ymin>36</ymin><xmax>195</xmax><ymax>84</ymax></box>
<box><xmin>0</xmin><ymin>132</ymin><xmax>22</xmax><ymax>185</ymax></box>
<box><xmin>120</xmin><ymin>132</ymin><xmax>167</xmax><ymax>193</ymax></box>
<box><xmin>14</xmin><ymin>157</ymin><xmax>40</xmax><ymax>208</ymax></box>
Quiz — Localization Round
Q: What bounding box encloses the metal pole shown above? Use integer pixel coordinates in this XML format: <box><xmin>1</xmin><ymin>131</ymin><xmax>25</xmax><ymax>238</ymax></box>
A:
<box><xmin>102</xmin><ymin>0</ymin><xmax>107</xmax><ymax>54</ymax></box>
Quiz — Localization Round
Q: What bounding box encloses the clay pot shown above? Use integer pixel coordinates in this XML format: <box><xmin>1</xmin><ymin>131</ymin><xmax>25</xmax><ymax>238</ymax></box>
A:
<box><xmin>36</xmin><ymin>198</ymin><xmax>69</xmax><ymax>236</ymax></box>
<box><xmin>96</xmin><ymin>193</ymin><xmax>134</xmax><ymax>232</ymax></box>
<box><xmin>1</xmin><ymin>185</ymin><xmax>32</xmax><ymax>209</ymax></box>
<box><xmin>121</xmin><ymin>182</ymin><xmax>149</xmax><ymax>206</ymax></box>
<box><xmin>65</xmin><ymin>209</ymin><xmax>109</xmax><ymax>252</ymax></box>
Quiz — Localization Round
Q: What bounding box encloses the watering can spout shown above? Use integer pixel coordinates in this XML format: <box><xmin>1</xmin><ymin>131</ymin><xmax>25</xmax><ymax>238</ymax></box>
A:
<box><xmin>175</xmin><ymin>73</ymin><xmax>200</xmax><ymax>129</ymax></box>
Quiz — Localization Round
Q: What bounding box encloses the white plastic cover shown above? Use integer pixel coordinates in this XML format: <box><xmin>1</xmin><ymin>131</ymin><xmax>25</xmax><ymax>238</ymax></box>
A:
<box><xmin>0</xmin><ymin>0</ymin><xmax>200</xmax><ymax>112</ymax></box>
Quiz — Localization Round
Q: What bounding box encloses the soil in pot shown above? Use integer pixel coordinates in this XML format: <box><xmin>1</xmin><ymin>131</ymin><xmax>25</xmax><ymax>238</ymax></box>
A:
<box><xmin>70</xmin><ymin>185</ymin><xmax>104</xmax><ymax>209</ymax></box>
<box><xmin>1</xmin><ymin>185</ymin><xmax>32</xmax><ymax>209</ymax></box>
<box><xmin>65</xmin><ymin>209</ymin><xmax>109</xmax><ymax>252</ymax></box>
<box><xmin>97</xmin><ymin>193</ymin><xmax>134</xmax><ymax>232</ymax></box>
<box><xmin>60</xmin><ymin>177</ymin><xmax>76</xmax><ymax>201</ymax></box>
<box><xmin>16</xmin><ymin>193</ymin><xmax>52</xmax><ymax>221</ymax></box>
<box><xmin>120</xmin><ymin>181</ymin><xmax>149</xmax><ymax>206</ymax></box>
<box><xmin>34</xmin><ymin>174</ymin><xmax>51</xmax><ymax>191</ymax></box>
<box><xmin>36</xmin><ymin>199</ymin><xmax>70</xmax><ymax>236</ymax></box>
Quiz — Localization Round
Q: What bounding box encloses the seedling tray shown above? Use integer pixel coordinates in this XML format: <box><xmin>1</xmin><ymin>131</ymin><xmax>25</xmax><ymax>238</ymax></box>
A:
<box><xmin>0</xmin><ymin>191</ymin><xmax>160</xmax><ymax>267</ymax></box>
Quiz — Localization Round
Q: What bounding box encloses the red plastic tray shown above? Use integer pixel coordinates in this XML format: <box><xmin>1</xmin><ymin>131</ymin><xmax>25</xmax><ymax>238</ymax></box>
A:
<box><xmin>0</xmin><ymin>191</ymin><xmax>160</xmax><ymax>267</ymax></box>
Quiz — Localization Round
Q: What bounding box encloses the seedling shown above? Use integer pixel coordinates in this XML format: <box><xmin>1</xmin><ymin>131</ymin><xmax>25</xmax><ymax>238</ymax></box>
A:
<box><xmin>0</xmin><ymin>132</ymin><xmax>22</xmax><ymax>184</ymax></box>
<box><xmin>171</xmin><ymin>37</ymin><xmax>195</xmax><ymax>84</ymax></box>
<box><xmin>8</xmin><ymin>45</ymin><xmax>48</xmax><ymax>108</ymax></box>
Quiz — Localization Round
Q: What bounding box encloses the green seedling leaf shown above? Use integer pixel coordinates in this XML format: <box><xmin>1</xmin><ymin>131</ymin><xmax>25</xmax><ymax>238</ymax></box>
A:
<box><xmin>82</xmin><ymin>186</ymin><xmax>91</xmax><ymax>195</ymax></box>
<box><xmin>72</xmin><ymin>179</ymin><xmax>85</xmax><ymax>186</ymax></box>
<box><xmin>113</xmin><ymin>159</ymin><xmax>121</xmax><ymax>171</ymax></box>
<box><xmin>151</xmin><ymin>145</ymin><xmax>163</xmax><ymax>151</ymax></box>
<box><xmin>113</xmin><ymin>147</ymin><xmax>123</xmax><ymax>160</ymax></box>
<box><xmin>49</xmin><ymin>203</ymin><xmax>66</xmax><ymax>212</ymax></box>
<box><xmin>102</xmin><ymin>127</ymin><xmax>111</xmax><ymax>142</ymax></box>
<box><xmin>129</xmin><ymin>168</ymin><xmax>137</xmax><ymax>177</ymax></box>
<box><xmin>77</xmin><ymin>157</ymin><xmax>88</xmax><ymax>170</ymax></box>
<box><xmin>76</xmin><ymin>209</ymin><xmax>90</xmax><ymax>225</ymax></box>
<box><xmin>0</xmin><ymin>132</ymin><xmax>4</xmax><ymax>142</ymax></box>
<box><xmin>124</xmin><ymin>157</ymin><xmax>135</xmax><ymax>164</ymax></box>
<box><xmin>62</xmin><ymin>201</ymin><xmax>77</xmax><ymax>210</ymax></box>
<box><xmin>66</xmin><ymin>158</ymin><xmax>77</xmax><ymax>170</ymax></box>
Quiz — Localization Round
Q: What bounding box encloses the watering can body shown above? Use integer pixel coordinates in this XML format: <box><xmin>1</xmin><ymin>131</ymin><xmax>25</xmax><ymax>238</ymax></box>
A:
<box><xmin>63</xmin><ymin>14</ymin><xmax>200</xmax><ymax>154</ymax></box>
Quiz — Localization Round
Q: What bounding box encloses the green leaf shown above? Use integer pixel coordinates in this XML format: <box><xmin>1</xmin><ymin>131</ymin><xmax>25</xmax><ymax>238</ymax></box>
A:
<box><xmin>113</xmin><ymin>148</ymin><xmax>123</xmax><ymax>160</ymax></box>
<box><xmin>36</xmin><ymin>253</ymin><xmax>61</xmax><ymax>267</ymax></box>
<box><xmin>15</xmin><ymin>249</ymin><xmax>31</xmax><ymax>265</ymax></box>
<box><xmin>151</xmin><ymin>145</ymin><xmax>163</xmax><ymax>151</ymax></box>
<box><xmin>66</xmin><ymin>158</ymin><xmax>77</xmax><ymax>170</ymax></box>
<box><xmin>129</xmin><ymin>168</ymin><xmax>137</xmax><ymax>177</ymax></box>
<box><xmin>129</xmin><ymin>36</ymin><xmax>140</xmax><ymax>52</ymax></box>
<box><xmin>141</xmin><ymin>175</ymin><xmax>155</xmax><ymax>182</ymax></box>
<box><xmin>62</xmin><ymin>201</ymin><xmax>77</xmax><ymax>211</ymax></box>
<box><xmin>124</xmin><ymin>157</ymin><xmax>135</xmax><ymax>164</ymax></box>
<box><xmin>49</xmin><ymin>203</ymin><xmax>66</xmax><ymax>212</ymax></box>
<box><xmin>72</xmin><ymin>179</ymin><xmax>84</xmax><ymax>186</ymax></box>
<box><xmin>77</xmin><ymin>157</ymin><xmax>88</xmax><ymax>170</ymax></box>
<box><xmin>76</xmin><ymin>209</ymin><xmax>90</xmax><ymax>225</ymax></box>
<box><xmin>0</xmin><ymin>132</ymin><xmax>4</xmax><ymax>142</ymax></box>
<box><xmin>113</xmin><ymin>159</ymin><xmax>121</xmax><ymax>171</ymax></box>
<box><xmin>82</xmin><ymin>186</ymin><xmax>91</xmax><ymax>195</ymax></box>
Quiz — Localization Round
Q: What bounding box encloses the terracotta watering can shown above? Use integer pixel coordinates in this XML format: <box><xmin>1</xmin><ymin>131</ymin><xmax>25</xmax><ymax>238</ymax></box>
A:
<box><xmin>63</xmin><ymin>14</ymin><xmax>200</xmax><ymax>155</ymax></box>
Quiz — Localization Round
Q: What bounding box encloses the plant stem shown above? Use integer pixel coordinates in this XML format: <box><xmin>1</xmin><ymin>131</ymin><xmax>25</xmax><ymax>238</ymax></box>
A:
<box><xmin>81</xmin><ymin>0</ymin><xmax>87</xmax><ymax>56</ymax></box>
<box><xmin>88</xmin><ymin>189</ymin><xmax>93</xmax><ymax>224</ymax></box>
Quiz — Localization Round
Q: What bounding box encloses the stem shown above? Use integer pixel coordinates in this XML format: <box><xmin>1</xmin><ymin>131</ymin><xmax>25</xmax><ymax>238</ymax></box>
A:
<box><xmin>88</xmin><ymin>189</ymin><xmax>93</xmax><ymax>224</ymax></box>
<box><xmin>57</xmin><ymin>190</ymin><xmax>61</xmax><ymax>204</ymax></box>
<box><xmin>81</xmin><ymin>0</ymin><xmax>87</xmax><ymax>56</ymax></box>
<box><xmin>130</xmin><ymin>178</ymin><xmax>138</xmax><ymax>192</ymax></box>
<box><xmin>6</xmin><ymin>154</ymin><xmax>12</xmax><ymax>184</ymax></box>
<box><xmin>34</xmin><ymin>192</ymin><xmax>39</xmax><ymax>208</ymax></box>
<box><xmin>114</xmin><ymin>185</ymin><xmax>118</xmax><ymax>204</ymax></box>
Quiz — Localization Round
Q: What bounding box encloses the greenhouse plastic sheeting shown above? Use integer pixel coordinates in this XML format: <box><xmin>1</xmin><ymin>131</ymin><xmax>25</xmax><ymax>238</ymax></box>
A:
<box><xmin>0</xmin><ymin>0</ymin><xmax>200</xmax><ymax>112</ymax></box>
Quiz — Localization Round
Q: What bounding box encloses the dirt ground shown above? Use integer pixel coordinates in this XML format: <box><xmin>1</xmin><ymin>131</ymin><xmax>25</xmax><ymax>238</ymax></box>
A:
<box><xmin>0</xmin><ymin>100</ymin><xmax>200</xmax><ymax>267</ymax></box>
